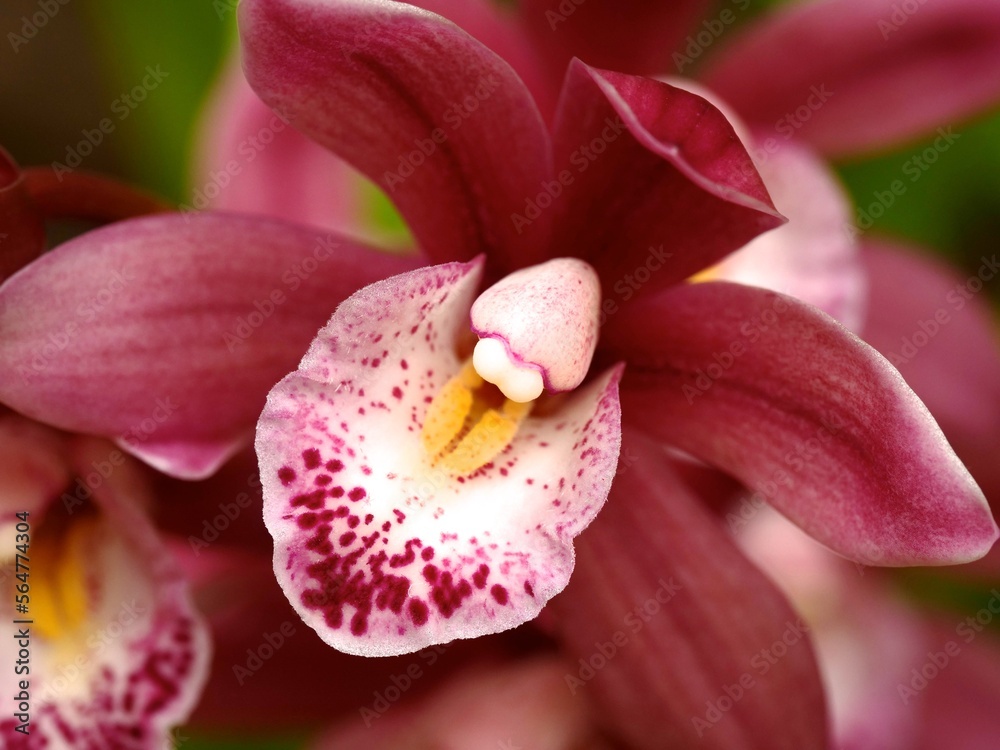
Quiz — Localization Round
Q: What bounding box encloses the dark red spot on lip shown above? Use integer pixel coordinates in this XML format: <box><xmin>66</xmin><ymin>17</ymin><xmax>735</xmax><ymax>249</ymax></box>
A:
<box><xmin>297</xmin><ymin>513</ymin><xmax>318</xmax><ymax>529</ymax></box>
<box><xmin>315</xmin><ymin>474</ymin><xmax>332</xmax><ymax>486</ymax></box>
<box><xmin>277</xmin><ymin>466</ymin><xmax>296</xmax><ymax>485</ymax></box>
<box><xmin>330</xmin><ymin>486</ymin><xmax>345</xmax><ymax>498</ymax></box>
<box><xmin>524</xmin><ymin>581</ymin><xmax>534</xmax><ymax>597</ymax></box>
<box><xmin>326</xmin><ymin>459</ymin><xmax>344</xmax><ymax>472</ymax></box>
<box><xmin>401</xmin><ymin>359</ymin><xmax>409</xmax><ymax>370</ymax></box>
<box><xmin>423</xmin><ymin>564</ymin><xmax>438</xmax><ymax>583</ymax></box>
<box><xmin>339</xmin><ymin>531</ymin><xmax>356</xmax><ymax>546</ymax></box>
<box><xmin>408</xmin><ymin>598</ymin><xmax>428</xmax><ymax>625</ymax></box>
<box><xmin>490</xmin><ymin>584</ymin><xmax>509</xmax><ymax>605</ymax></box>
<box><xmin>291</xmin><ymin>490</ymin><xmax>325</xmax><ymax>509</ymax></box>
<box><xmin>347</xmin><ymin>516</ymin><xmax>360</xmax><ymax>529</ymax></box>
<box><xmin>421</xmin><ymin>547</ymin><xmax>434</xmax><ymax>561</ymax></box>
<box><xmin>472</xmin><ymin>564</ymin><xmax>490</xmax><ymax>589</ymax></box>
<box><xmin>392</xmin><ymin>386</ymin><xmax>403</xmax><ymax>399</ymax></box>
<box><xmin>348</xmin><ymin>487</ymin><xmax>367</xmax><ymax>502</ymax></box>
<box><xmin>303</xmin><ymin>449</ymin><xmax>321</xmax><ymax>469</ymax></box>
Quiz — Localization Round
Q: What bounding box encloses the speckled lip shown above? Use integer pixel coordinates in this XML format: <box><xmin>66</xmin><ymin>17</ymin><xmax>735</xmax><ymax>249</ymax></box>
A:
<box><xmin>256</xmin><ymin>259</ymin><xmax>623</xmax><ymax>657</ymax></box>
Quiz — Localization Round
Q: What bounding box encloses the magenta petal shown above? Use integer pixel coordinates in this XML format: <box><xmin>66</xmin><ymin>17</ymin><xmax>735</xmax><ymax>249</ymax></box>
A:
<box><xmin>258</xmin><ymin>260</ymin><xmax>622</xmax><ymax>656</ymax></box>
<box><xmin>239</xmin><ymin>0</ymin><xmax>553</xmax><ymax>270</ymax></box>
<box><xmin>606</xmin><ymin>281</ymin><xmax>998</xmax><ymax>565</ymax></box>
<box><xmin>703</xmin><ymin>0</ymin><xmax>1000</xmax><ymax>157</ymax></box>
<box><xmin>861</xmin><ymin>240</ymin><xmax>1000</xmax><ymax>508</ymax></box>
<box><xmin>517</xmin><ymin>0</ymin><xmax>716</xmax><ymax>100</ymax></box>
<box><xmin>0</xmin><ymin>212</ymin><xmax>419</xmax><ymax>479</ymax></box>
<box><xmin>550</xmin><ymin>62</ymin><xmax>784</xmax><ymax>297</ymax></box>
<box><xmin>550</xmin><ymin>431</ymin><xmax>828</xmax><ymax>750</ymax></box>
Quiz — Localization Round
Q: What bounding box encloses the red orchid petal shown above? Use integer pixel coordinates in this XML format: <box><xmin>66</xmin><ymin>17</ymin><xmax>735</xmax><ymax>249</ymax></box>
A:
<box><xmin>549</xmin><ymin>62</ymin><xmax>783</xmax><ymax>297</ymax></box>
<box><xmin>702</xmin><ymin>0</ymin><xmax>1000</xmax><ymax>157</ymax></box>
<box><xmin>604</xmin><ymin>281</ymin><xmax>998</xmax><ymax>565</ymax></box>
<box><xmin>860</xmin><ymin>240</ymin><xmax>1000</xmax><ymax>509</ymax></box>
<box><xmin>0</xmin><ymin>438</ymin><xmax>210</xmax><ymax>747</ymax></box>
<box><xmin>709</xmin><ymin>139</ymin><xmax>866</xmax><ymax>331</ymax></box>
<box><xmin>258</xmin><ymin>260</ymin><xmax>622</xmax><ymax>656</ymax></box>
<box><xmin>192</xmin><ymin>59</ymin><xmax>369</xmax><ymax>233</ymax></box>
<box><xmin>412</xmin><ymin>0</ymin><xmax>556</xmax><ymax>119</ymax></box>
<box><xmin>517</xmin><ymin>0</ymin><xmax>716</xmax><ymax>99</ymax></box>
<box><xmin>549</xmin><ymin>431</ymin><xmax>828</xmax><ymax>750</ymax></box>
<box><xmin>239</xmin><ymin>0</ymin><xmax>554</xmax><ymax>270</ymax></box>
<box><xmin>0</xmin><ymin>212</ymin><xmax>419</xmax><ymax>480</ymax></box>
<box><xmin>310</xmin><ymin>657</ymin><xmax>596</xmax><ymax>750</ymax></box>
<box><xmin>0</xmin><ymin>147</ymin><xmax>45</xmax><ymax>283</ymax></box>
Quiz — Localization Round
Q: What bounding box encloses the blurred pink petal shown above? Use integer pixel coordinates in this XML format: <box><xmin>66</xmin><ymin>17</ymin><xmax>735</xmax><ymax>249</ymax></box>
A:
<box><xmin>551</xmin><ymin>62</ymin><xmax>784</xmax><ymax>298</ymax></box>
<box><xmin>192</xmin><ymin>59</ymin><xmax>366</xmax><ymax>233</ymax></box>
<box><xmin>239</xmin><ymin>0</ymin><xmax>553</xmax><ymax>270</ymax></box>
<box><xmin>605</xmin><ymin>281</ymin><xmax>997</xmax><ymax>565</ymax></box>
<box><xmin>710</xmin><ymin>139</ymin><xmax>866</xmax><ymax>330</ymax></box>
<box><xmin>860</xmin><ymin>239</ymin><xmax>1000</xmax><ymax>509</ymax></box>
<box><xmin>0</xmin><ymin>212</ymin><xmax>419</xmax><ymax>479</ymax></box>
<box><xmin>703</xmin><ymin>0</ymin><xmax>1000</xmax><ymax>157</ymax></box>
<box><xmin>549</xmin><ymin>430</ymin><xmax>828</xmax><ymax>750</ymax></box>
<box><xmin>0</xmin><ymin>437</ymin><xmax>210</xmax><ymax>747</ymax></box>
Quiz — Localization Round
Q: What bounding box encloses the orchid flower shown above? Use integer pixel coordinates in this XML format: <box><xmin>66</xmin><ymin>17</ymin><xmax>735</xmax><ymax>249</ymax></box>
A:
<box><xmin>2</xmin><ymin>0</ymin><xmax>998</xmax><ymax>745</ymax></box>
<box><xmin>233</xmin><ymin>0</ymin><xmax>996</xmax><ymax>658</ymax></box>
<box><xmin>0</xmin><ymin>416</ymin><xmax>210</xmax><ymax>748</ymax></box>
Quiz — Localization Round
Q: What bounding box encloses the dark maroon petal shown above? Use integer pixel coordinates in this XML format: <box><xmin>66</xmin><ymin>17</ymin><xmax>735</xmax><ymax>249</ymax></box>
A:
<box><xmin>550</xmin><ymin>430</ymin><xmax>828</xmax><ymax>750</ymax></box>
<box><xmin>605</xmin><ymin>281</ymin><xmax>998</xmax><ymax>565</ymax></box>
<box><xmin>548</xmin><ymin>62</ymin><xmax>783</xmax><ymax>298</ymax></box>
<box><xmin>861</xmin><ymin>240</ymin><xmax>1000</xmax><ymax>510</ymax></box>
<box><xmin>0</xmin><ymin>147</ymin><xmax>44</xmax><ymax>283</ymax></box>
<box><xmin>22</xmin><ymin>167</ymin><xmax>171</xmax><ymax>223</ymax></box>
<box><xmin>516</xmin><ymin>0</ymin><xmax>716</xmax><ymax>101</ymax></box>
<box><xmin>239</xmin><ymin>0</ymin><xmax>554</xmax><ymax>271</ymax></box>
<box><xmin>0</xmin><ymin>212</ymin><xmax>419</xmax><ymax>479</ymax></box>
<box><xmin>702</xmin><ymin>0</ymin><xmax>1000</xmax><ymax>157</ymax></box>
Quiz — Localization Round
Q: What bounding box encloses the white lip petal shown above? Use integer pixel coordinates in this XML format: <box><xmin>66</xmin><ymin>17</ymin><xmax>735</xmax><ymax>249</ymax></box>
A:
<box><xmin>257</xmin><ymin>260</ymin><xmax>622</xmax><ymax>656</ymax></box>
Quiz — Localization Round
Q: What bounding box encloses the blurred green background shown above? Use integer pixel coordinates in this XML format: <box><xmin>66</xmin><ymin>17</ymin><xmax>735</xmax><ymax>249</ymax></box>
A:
<box><xmin>2</xmin><ymin>0</ymin><xmax>998</xmax><ymax>747</ymax></box>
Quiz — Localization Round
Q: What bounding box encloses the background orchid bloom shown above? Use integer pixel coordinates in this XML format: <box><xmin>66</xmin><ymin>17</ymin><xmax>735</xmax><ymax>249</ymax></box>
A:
<box><xmin>0</xmin><ymin>415</ymin><xmax>210</xmax><ymax>749</ymax></box>
<box><xmin>740</xmin><ymin>505</ymin><xmax>1000</xmax><ymax>750</ymax></box>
